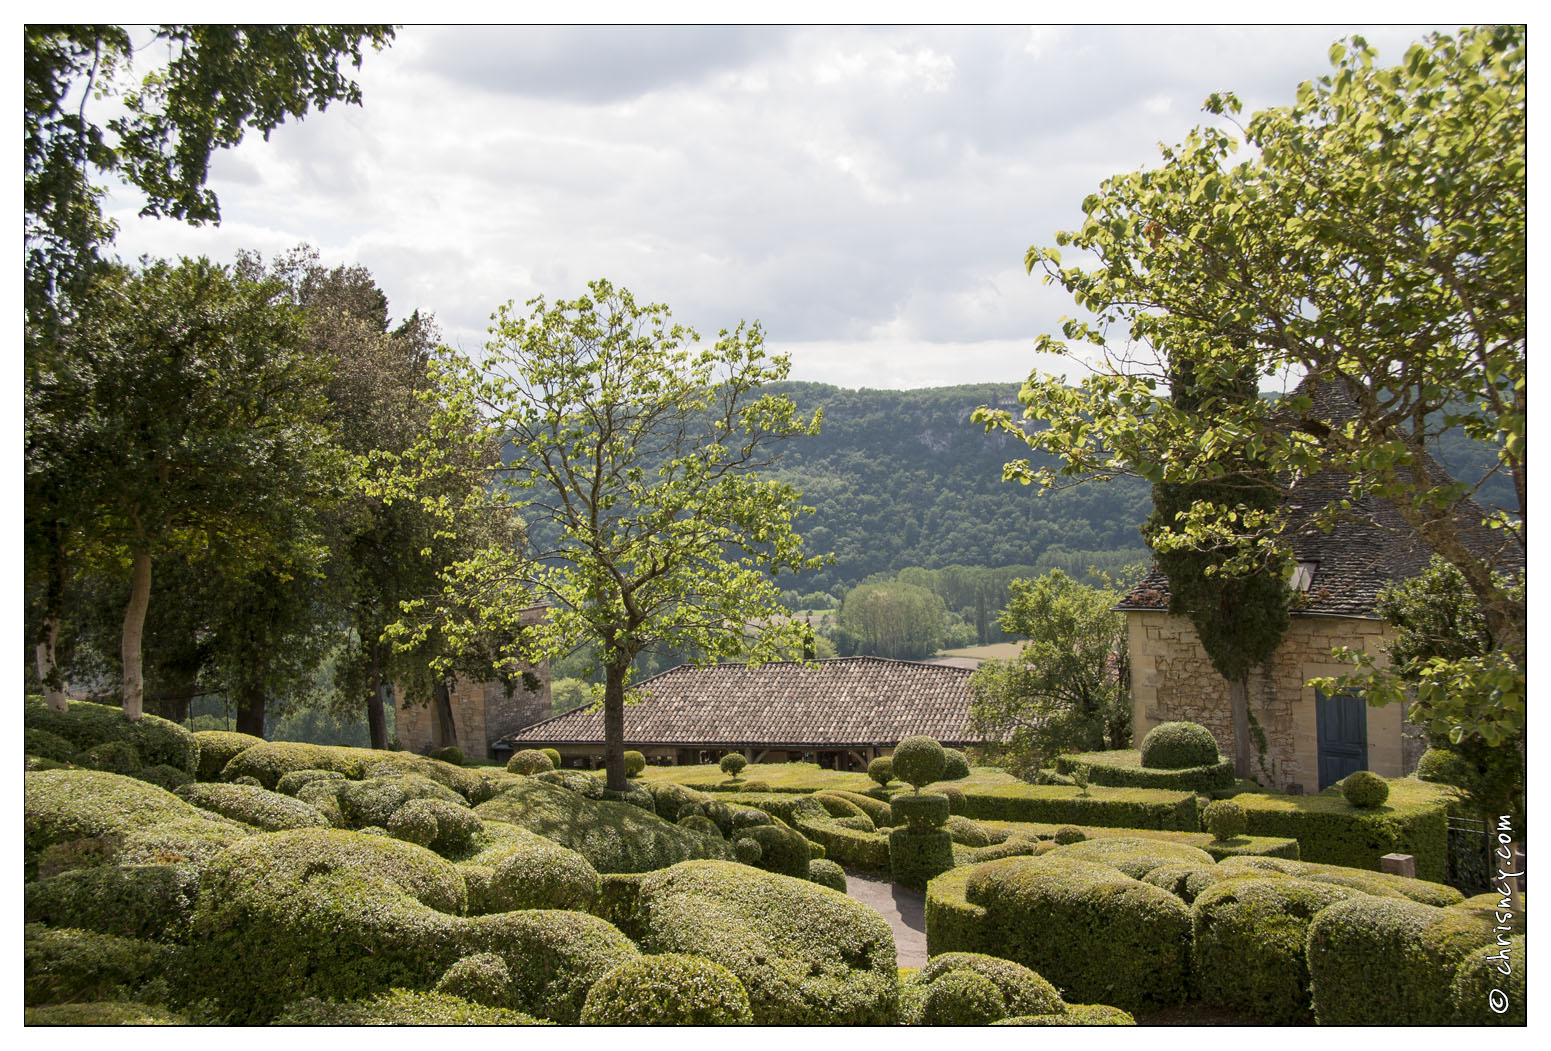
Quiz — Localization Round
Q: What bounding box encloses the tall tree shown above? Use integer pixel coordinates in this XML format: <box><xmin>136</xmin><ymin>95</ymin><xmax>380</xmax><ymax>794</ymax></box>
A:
<box><xmin>834</xmin><ymin>580</ymin><xmax>948</xmax><ymax>660</ymax></box>
<box><xmin>967</xmin><ymin>570</ymin><xmax>1130</xmax><ymax>778</ymax></box>
<box><xmin>387</xmin><ymin>280</ymin><xmax>824</xmax><ymax>789</ymax></box>
<box><xmin>974</xmin><ymin>26</ymin><xmax>1524</xmax><ymax>746</ymax></box>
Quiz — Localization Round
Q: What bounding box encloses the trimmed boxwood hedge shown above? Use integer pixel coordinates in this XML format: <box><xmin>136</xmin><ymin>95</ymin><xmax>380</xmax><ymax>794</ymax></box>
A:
<box><xmin>190</xmin><ymin>731</ymin><xmax>264</xmax><ymax>781</ymax></box>
<box><xmin>635</xmin><ymin>860</ymin><xmax>899</xmax><ymax>1025</ymax></box>
<box><xmin>1139</xmin><ymin>721</ymin><xmax>1220</xmax><ymax>770</ymax></box>
<box><xmin>926</xmin><ymin>855</ymin><xmax>1191</xmax><ymax>1013</ymax></box>
<box><xmin>790</xmin><ymin>811</ymin><xmax>891</xmax><ymax>874</ymax></box>
<box><xmin>994</xmin><ymin>1004</ymin><xmax>1136</xmax><ymax>1025</ymax></box>
<box><xmin>955</xmin><ymin>783</ymin><xmax>1199</xmax><ymax>831</ymax></box>
<box><xmin>1056</xmin><ymin>749</ymin><xmax>1235</xmax><ymax>793</ymax></box>
<box><xmin>26</xmin><ymin>697</ymin><xmax>200</xmax><ymax>775</ymax></box>
<box><xmin>889</xmin><ymin>827</ymin><xmax>955</xmax><ymax>890</ymax></box>
<box><xmin>174</xmin><ymin>782</ymin><xmax>331</xmax><ymax>832</ymax></box>
<box><xmin>272</xmin><ymin>989</ymin><xmax>552</xmax><ymax>1025</ymax></box>
<box><xmin>580</xmin><ymin>953</ymin><xmax>753</xmax><ymax>1025</ymax></box>
<box><xmin>24</xmin><ymin>923</ymin><xmax>175</xmax><ymax>1007</ymax></box>
<box><xmin>455</xmin><ymin>821</ymin><xmax>602</xmax><ymax>914</ymax></box>
<box><xmin>908</xmin><ymin>952</ymin><xmax>1064</xmax><ymax>1020</ymax></box>
<box><xmin>182</xmin><ymin>826</ymin><xmax>639</xmax><ymax>1023</ymax></box>
<box><xmin>1213</xmin><ymin>855</ymin><xmax>1464</xmax><ymax>906</ymax></box>
<box><xmin>1231</xmin><ymin>777</ymin><xmax>1450</xmax><ymax>882</ymax></box>
<box><xmin>1450</xmin><ymin>935</ymin><xmax>1525</xmax><ymax>1025</ymax></box>
<box><xmin>1142</xmin><ymin>863</ymin><xmax>1289</xmax><ymax>905</ymax></box>
<box><xmin>1045</xmin><ymin>836</ymin><xmax>1215</xmax><ymax>879</ymax></box>
<box><xmin>25</xmin><ymin>1000</ymin><xmax>188</xmax><ymax>1025</ymax></box>
<box><xmin>1191</xmin><ymin>877</ymin><xmax>1365</xmax><ymax>1023</ymax></box>
<box><xmin>1305</xmin><ymin>895</ymin><xmax>1497</xmax><ymax>1025</ymax></box>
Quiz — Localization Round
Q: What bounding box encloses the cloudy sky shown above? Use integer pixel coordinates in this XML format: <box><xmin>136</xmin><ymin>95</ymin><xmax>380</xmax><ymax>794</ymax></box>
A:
<box><xmin>101</xmin><ymin>23</ymin><xmax>1453</xmax><ymax>390</ymax></box>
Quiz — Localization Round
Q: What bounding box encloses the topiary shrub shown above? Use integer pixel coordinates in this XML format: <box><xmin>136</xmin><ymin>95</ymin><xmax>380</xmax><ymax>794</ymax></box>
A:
<box><xmin>807</xmin><ymin>858</ymin><xmax>847</xmax><ymax>893</ymax></box>
<box><xmin>79</xmin><ymin>740</ymin><xmax>142</xmax><ymax>776</ymax></box>
<box><xmin>429</xmin><ymin>746</ymin><xmax>465</xmax><ymax>767</ymax></box>
<box><xmin>1139</xmin><ymin>721</ymin><xmax>1220</xmax><ymax>770</ymax></box>
<box><xmin>24</xmin><ymin>923</ymin><xmax>175</xmax><ymax>1007</ymax></box>
<box><xmin>1340</xmin><ymin>769</ymin><xmax>1390</xmax><ymax>808</ymax></box>
<box><xmin>1143</xmin><ymin>863</ymin><xmax>1288</xmax><ymax>905</ymax></box>
<box><xmin>738</xmin><ymin>780</ymin><xmax>771</xmax><ymax>792</ymax></box>
<box><xmin>540</xmin><ymin>748</ymin><xmax>562</xmax><ymax>768</ymax></box>
<box><xmin>677</xmin><ymin>814</ymin><xmax>723</xmax><ymax>838</ymax></box>
<box><xmin>940</xmin><ymin>785</ymin><xmax>966</xmax><ymax>815</ymax></box>
<box><xmin>940</xmin><ymin>747</ymin><xmax>971</xmax><ymax>781</ymax></box>
<box><xmin>945</xmin><ymin>815</ymin><xmax>991</xmax><ymax>847</ymax></box>
<box><xmin>919</xmin><ymin>968</ymin><xmax>1006</xmax><ymax>1025</ymax></box>
<box><xmin>434</xmin><ymin>952</ymin><xmax>512</xmax><ymax>1008</ymax></box>
<box><xmin>810</xmin><ymin>791</ymin><xmax>867</xmax><ymax>820</ymax></box>
<box><xmin>231</xmin><ymin>775</ymin><xmax>262</xmax><ymax>787</ymax></box>
<box><xmin>892</xmin><ymin>736</ymin><xmax>946</xmax><ymax>792</ymax></box>
<box><xmin>600</xmin><ymin>782</ymin><xmax>657</xmax><ymax>812</ymax></box>
<box><xmin>994</xmin><ymin>1004</ymin><xmax>1136</xmax><ymax>1025</ymax></box>
<box><xmin>720</xmin><ymin>753</ymin><xmax>747</xmax><ymax>778</ymax></box>
<box><xmin>534</xmin><ymin>768</ymin><xmax>606</xmax><ymax>799</ymax></box>
<box><xmin>580</xmin><ymin>953</ymin><xmax>753</xmax><ymax>1026</ymax></box>
<box><xmin>273</xmin><ymin>989</ymin><xmax>551</xmax><ymax>1026</ymax></box>
<box><xmin>25</xmin><ymin>728</ymin><xmax>77</xmax><ymax>764</ymax></box>
<box><xmin>889</xmin><ymin>826</ymin><xmax>955</xmax><ymax>891</ymax></box>
<box><xmin>867</xmin><ymin>756</ymin><xmax>894</xmax><ymax>788</ymax></box>
<box><xmin>910</xmin><ymin>952</ymin><xmax>1064</xmax><ymax>1019</ymax></box>
<box><xmin>1191</xmin><ymin>877</ymin><xmax>1365</xmax><ymax>1023</ymax></box>
<box><xmin>635</xmin><ymin>860</ymin><xmax>898</xmax><ymax>1025</ymax></box>
<box><xmin>733</xmin><ymin>838</ymin><xmax>762</xmax><ymax>866</ymax></box>
<box><xmin>1204</xmin><ymin>799</ymin><xmax>1249</xmax><ymax>842</ymax></box>
<box><xmin>338</xmin><ymin>774</ymin><xmax>468</xmax><ymax>829</ymax></box>
<box><xmin>740</xmin><ymin>823</ymin><xmax>811</xmax><ymax>879</ymax></box>
<box><xmin>891</xmin><ymin>792</ymin><xmax>949</xmax><ymax>831</ymax></box>
<box><xmin>275</xmin><ymin>768</ymin><xmax>346</xmax><ymax>796</ymax></box>
<box><xmin>136</xmin><ymin>764</ymin><xmax>194</xmax><ymax>792</ymax></box>
<box><xmin>460</xmin><ymin>823</ymin><xmax>602</xmax><ymax>915</ymax></box>
<box><xmin>190</xmin><ymin>731</ymin><xmax>265</xmax><ymax>781</ymax></box>
<box><xmin>387</xmin><ymin>801</ymin><xmax>438</xmax><ymax>847</ymax></box>
<box><xmin>27</xmin><ymin>697</ymin><xmax>199</xmax><ymax>776</ymax></box>
<box><xmin>1047</xmin><ymin>836</ymin><xmax>1216</xmax><ymax>880</ymax></box>
<box><xmin>1414</xmin><ymin>746</ymin><xmax>1477</xmax><ymax>789</ymax></box>
<box><xmin>26</xmin><ymin>864</ymin><xmax>202</xmax><ymax>942</ymax></box>
<box><xmin>25</xmin><ymin>1001</ymin><xmax>189</xmax><ymax>1026</ymax></box>
<box><xmin>395</xmin><ymin>798</ymin><xmax>484</xmax><ymax>855</ymax></box>
<box><xmin>1052</xmin><ymin>825</ymin><xmax>1086</xmax><ymax>845</ymax></box>
<box><xmin>174</xmin><ymin>782</ymin><xmax>331</xmax><ymax>832</ymax></box>
<box><xmin>507</xmin><ymin>749</ymin><xmax>555</xmax><ymax>775</ymax></box>
<box><xmin>623</xmin><ymin>751</ymin><xmax>647</xmax><ymax>777</ymax></box>
<box><xmin>1450</xmin><ymin>935</ymin><xmax>1525</xmax><ymax>1025</ymax></box>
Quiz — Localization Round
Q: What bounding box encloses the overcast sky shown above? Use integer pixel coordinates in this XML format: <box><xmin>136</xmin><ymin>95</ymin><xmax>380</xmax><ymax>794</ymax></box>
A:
<box><xmin>101</xmin><ymin>23</ymin><xmax>1453</xmax><ymax>390</ymax></box>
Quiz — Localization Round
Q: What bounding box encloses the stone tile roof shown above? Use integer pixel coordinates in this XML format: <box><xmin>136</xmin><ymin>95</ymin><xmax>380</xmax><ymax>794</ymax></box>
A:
<box><xmin>1117</xmin><ymin>374</ymin><xmax>1515</xmax><ymax>619</ymax></box>
<box><xmin>499</xmin><ymin>656</ymin><xmax>981</xmax><ymax>749</ymax></box>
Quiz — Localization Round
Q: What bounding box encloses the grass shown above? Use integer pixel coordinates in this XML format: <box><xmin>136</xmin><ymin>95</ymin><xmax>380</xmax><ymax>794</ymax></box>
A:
<box><xmin>635</xmin><ymin>763</ymin><xmax>1027</xmax><ymax>796</ymax></box>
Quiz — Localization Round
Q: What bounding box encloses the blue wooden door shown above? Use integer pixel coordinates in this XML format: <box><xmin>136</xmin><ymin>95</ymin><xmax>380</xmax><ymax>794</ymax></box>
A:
<box><xmin>1316</xmin><ymin>688</ymin><xmax>1367</xmax><ymax>790</ymax></box>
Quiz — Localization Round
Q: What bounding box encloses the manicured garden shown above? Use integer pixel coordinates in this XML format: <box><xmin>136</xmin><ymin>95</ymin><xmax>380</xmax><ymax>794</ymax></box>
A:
<box><xmin>24</xmin><ymin>699</ymin><xmax>1520</xmax><ymax>1026</ymax></box>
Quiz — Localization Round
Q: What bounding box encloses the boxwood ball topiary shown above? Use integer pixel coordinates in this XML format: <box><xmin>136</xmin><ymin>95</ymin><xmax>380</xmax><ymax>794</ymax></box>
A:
<box><xmin>79</xmin><ymin>741</ymin><xmax>142</xmax><ymax>775</ymax></box>
<box><xmin>911</xmin><ymin>952</ymin><xmax>1065</xmax><ymax>1019</ymax></box>
<box><xmin>541</xmin><ymin>748</ymin><xmax>562</xmax><ymax>769</ymax></box>
<box><xmin>435</xmin><ymin>952</ymin><xmax>512</xmax><ymax>1008</ymax></box>
<box><xmin>941</xmin><ymin>748</ymin><xmax>971</xmax><ymax>781</ymax></box>
<box><xmin>1340</xmin><ymin>769</ymin><xmax>1390</xmax><ymax>808</ymax></box>
<box><xmin>892</xmin><ymin>736</ymin><xmax>945</xmax><ymax>791</ymax></box>
<box><xmin>734</xmin><ymin>838</ymin><xmax>762</xmax><ymax>866</ymax></box>
<box><xmin>507</xmin><ymin>750</ymin><xmax>555</xmax><ymax>775</ymax></box>
<box><xmin>867</xmin><ymin>756</ymin><xmax>894</xmax><ymax>787</ymax></box>
<box><xmin>892</xmin><ymin>792</ymin><xmax>949</xmax><ymax>831</ymax></box>
<box><xmin>677</xmin><ymin>814</ymin><xmax>723</xmax><ymax>839</ymax></box>
<box><xmin>623</xmin><ymin>751</ymin><xmax>647</xmax><ymax>777</ymax></box>
<box><xmin>275</xmin><ymin>769</ymin><xmax>346</xmax><ymax>796</ymax></box>
<box><xmin>940</xmin><ymin>785</ymin><xmax>966</xmax><ymax>815</ymax></box>
<box><xmin>1052</xmin><ymin>826</ymin><xmax>1086</xmax><ymax>845</ymax></box>
<box><xmin>807</xmin><ymin>858</ymin><xmax>846</xmax><ymax>893</ymax></box>
<box><xmin>1204</xmin><ymin>799</ymin><xmax>1248</xmax><ymax>841</ymax></box>
<box><xmin>428</xmin><ymin>746</ymin><xmax>464</xmax><ymax>767</ymax></box>
<box><xmin>580</xmin><ymin>953</ymin><xmax>753</xmax><ymax>1026</ymax></box>
<box><xmin>741</xmin><ymin>823</ymin><xmax>811</xmax><ymax>879</ymax></box>
<box><xmin>919</xmin><ymin>968</ymin><xmax>1007</xmax><ymax>1025</ymax></box>
<box><xmin>1139</xmin><ymin>721</ymin><xmax>1220</xmax><ymax>770</ymax></box>
<box><xmin>720</xmin><ymin>753</ymin><xmax>747</xmax><ymax>778</ymax></box>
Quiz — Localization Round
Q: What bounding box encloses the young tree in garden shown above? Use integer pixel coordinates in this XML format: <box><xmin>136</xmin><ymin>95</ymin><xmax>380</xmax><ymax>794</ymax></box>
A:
<box><xmin>967</xmin><ymin>570</ymin><xmax>1129</xmax><ymax>779</ymax></box>
<box><xmin>26</xmin><ymin>258</ymin><xmax>344</xmax><ymax>719</ymax></box>
<box><xmin>388</xmin><ymin>280</ymin><xmax>824</xmax><ymax>790</ymax></box>
<box><xmin>973</xmin><ymin>26</ymin><xmax>1524</xmax><ymax>747</ymax></box>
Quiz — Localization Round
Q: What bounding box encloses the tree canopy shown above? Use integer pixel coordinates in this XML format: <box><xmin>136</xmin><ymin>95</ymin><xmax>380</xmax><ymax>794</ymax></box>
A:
<box><xmin>974</xmin><ymin>26</ymin><xmax>1524</xmax><ymax>746</ymax></box>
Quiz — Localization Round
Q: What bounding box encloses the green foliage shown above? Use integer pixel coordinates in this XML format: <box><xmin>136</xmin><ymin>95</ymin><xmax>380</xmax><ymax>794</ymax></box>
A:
<box><xmin>1053</xmin><ymin>825</ymin><xmax>1086</xmax><ymax>845</ymax></box>
<box><xmin>389</xmin><ymin>798</ymin><xmax>483</xmax><ymax>855</ymax></box>
<box><xmin>136</xmin><ymin>764</ymin><xmax>194</xmax><ymax>792</ymax></box>
<box><xmin>910</xmin><ymin>952</ymin><xmax>1064</xmax><ymax>1020</ymax></box>
<box><xmin>867</xmin><ymin>757</ymin><xmax>894</xmax><ymax>787</ymax></box>
<box><xmin>539</xmin><ymin>747</ymin><xmax>562</xmax><ymax>768</ymax></box>
<box><xmin>734</xmin><ymin>838</ymin><xmax>762</xmax><ymax>865</ymax></box>
<box><xmin>429</xmin><ymin>746</ymin><xmax>464</xmax><ymax>766</ymax></box>
<box><xmin>892</xmin><ymin>793</ymin><xmax>950</xmax><ymax>831</ymax></box>
<box><xmin>1056</xmin><ymin>749</ymin><xmax>1235</xmax><ymax>792</ymax></box>
<box><xmin>1047</xmin><ymin>835</ymin><xmax>1216</xmax><ymax>880</ymax></box>
<box><xmin>337</xmin><ymin>774</ymin><xmax>468</xmax><ymax>829</ymax></box>
<box><xmin>80</xmin><ymin>740</ymin><xmax>142</xmax><ymax>775</ymax></box>
<box><xmin>190</xmin><ymin>731</ymin><xmax>263</xmax><ymax>781</ymax></box>
<box><xmin>473</xmin><ymin>777</ymin><xmax>732</xmax><ymax>874</ymax></box>
<box><xmin>25</xmin><ymin>1001</ymin><xmax>188</xmax><ymax>1026</ymax></box>
<box><xmin>969</xmin><ymin>571</ymin><xmax>1130</xmax><ymax>775</ymax></box>
<box><xmin>635</xmin><ymin>860</ymin><xmax>899</xmax><ymax>1025</ymax></box>
<box><xmin>892</xmin><ymin>736</ymin><xmax>946</xmax><ymax>791</ymax></box>
<box><xmin>677</xmin><ymin>814</ymin><xmax>723</xmax><ymax>838</ymax></box>
<box><xmin>26</xmin><ymin>865</ymin><xmax>202</xmax><ymax>943</ymax></box>
<box><xmin>1203</xmin><ymin>800</ymin><xmax>1248</xmax><ymax>841</ymax></box>
<box><xmin>534</xmin><ymin>768</ymin><xmax>605</xmax><ymax>799</ymax></box>
<box><xmin>1139</xmin><ymin>721</ymin><xmax>1221</xmax><ymax>770</ymax></box>
<box><xmin>581</xmin><ymin>954</ymin><xmax>754</xmax><ymax>1026</ymax></box>
<box><xmin>274</xmin><ymin>768</ymin><xmax>346</xmax><ymax>796</ymax></box>
<box><xmin>26</xmin><ymin>697</ymin><xmax>198</xmax><ymax>775</ymax></box>
<box><xmin>507</xmin><ymin>749</ymin><xmax>555</xmax><ymax>775</ymax></box>
<box><xmin>739</xmin><ymin>823</ymin><xmax>812</xmax><ymax>879</ymax></box>
<box><xmin>834</xmin><ymin>580</ymin><xmax>948</xmax><ymax>659</ymax></box>
<box><xmin>623</xmin><ymin>751</ymin><xmax>647</xmax><ymax>777</ymax></box>
<box><xmin>1340</xmin><ymin>769</ymin><xmax>1391</xmax><ymax>808</ymax></box>
<box><xmin>940</xmin><ymin>748</ymin><xmax>971</xmax><ymax>781</ymax></box>
<box><xmin>1306</xmin><ymin>895</ymin><xmax>1496</xmax><ymax>1025</ymax></box>
<box><xmin>26</xmin><ymin>727</ymin><xmax>77</xmax><ymax>763</ymax></box>
<box><xmin>1450</xmin><ymin>935</ymin><xmax>1525</xmax><ymax>1025</ymax></box>
<box><xmin>174</xmin><ymin>782</ymin><xmax>330</xmax><ymax>831</ymax></box>
<box><xmin>919</xmin><ymin>969</ymin><xmax>1007</xmax><ymax>1025</ymax></box>
<box><xmin>720</xmin><ymin>752</ymin><xmax>747</xmax><ymax>778</ymax></box>
<box><xmin>807</xmin><ymin>858</ymin><xmax>847</xmax><ymax>892</ymax></box>
<box><xmin>24</xmin><ymin>924</ymin><xmax>174</xmax><ymax>1007</ymax></box>
<box><xmin>434</xmin><ymin>953</ymin><xmax>512</xmax><ymax>1008</ymax></box>
<box><xmin>994</xmin><ymin>1004</ymin><xmax>1135</xmax><ymax>1026</ymax></box>
<box><xmin>889</xmin><ymin>827</ymin><xmax>955</xmax><ymax>891</ymax></box>
<box><xmin>953</xmin><ymin>782</ymin><xmax>1199</xmax><ymax>831</ymax></box>
<box><xmin>458</xmin><ymin>822</ymin><xmax>602</xmax><ymax>915</ymax></box>
<box><xmin>273</xmin><ymin>989</ymin><xmax>550</xmax><ymax>1026</ymax></box>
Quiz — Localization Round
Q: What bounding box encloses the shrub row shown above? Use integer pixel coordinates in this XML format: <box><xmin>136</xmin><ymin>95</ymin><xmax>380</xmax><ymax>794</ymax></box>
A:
<box><xmin>955</xmin><ymin>783</ymin><xmax>1199</xmax><ymax>831</ymax></box>
<box><xmin>1056</xmin><ymin>749</ymin><xmax>1235</xmax><ymax>793</ymax></box>
<box><xmin>26</xmin><ymin>697</ymin><xmax>199</xmax><ymax>775</ymax></box>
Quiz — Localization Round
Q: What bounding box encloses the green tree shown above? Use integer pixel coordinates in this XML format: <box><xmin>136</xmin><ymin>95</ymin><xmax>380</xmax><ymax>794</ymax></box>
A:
<box><xmin>388</xmin><ymin>280</ymin><xmax>824</xmax><ymax>790</ymax></box>
<box><xmin>834</xmin><ymin>581</ymin><xmax>947</xmax><ymax>660</ymax></box>
<box><xmin>973</xmin><ymin>26</ymin><xmax>1524</xmax><ymax>746</ymax></box>
<box><xmin>967</xmin><ymin>570</ymin><xmax>1129</xmax><ymax>778</ymax></box>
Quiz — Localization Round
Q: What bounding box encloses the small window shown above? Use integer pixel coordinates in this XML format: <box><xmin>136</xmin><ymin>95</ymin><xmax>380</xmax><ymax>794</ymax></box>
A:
<box><xmin>1290</xmin><ymin>561</ymin><xmax>1319</xmax><ymax>592</ymax></box>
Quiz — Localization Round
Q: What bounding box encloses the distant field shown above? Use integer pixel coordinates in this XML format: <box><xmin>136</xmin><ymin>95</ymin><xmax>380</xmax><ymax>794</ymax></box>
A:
<box><xmin>935</xmin><ymin>642</ymin><xmax>1025</xmax><ymax>661</ymax></box>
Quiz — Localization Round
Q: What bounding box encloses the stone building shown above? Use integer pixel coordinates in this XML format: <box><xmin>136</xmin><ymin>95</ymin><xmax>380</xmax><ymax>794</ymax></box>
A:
<box><xmin>496</xmin><ymin>656</ymin><xmax>983</xmax><ymax>770</ymax></box>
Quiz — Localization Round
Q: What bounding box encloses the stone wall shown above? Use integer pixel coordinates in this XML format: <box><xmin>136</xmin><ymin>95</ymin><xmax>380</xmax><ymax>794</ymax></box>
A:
<box><xmin>1127</xmin><ymin>611</ymin><xmax>1412</xmax><ymax>792</ymax></box>
<box><xmin>395</xmin><ymin>664</ymin><xmax>552</xmax><ymax>761</ymax></box>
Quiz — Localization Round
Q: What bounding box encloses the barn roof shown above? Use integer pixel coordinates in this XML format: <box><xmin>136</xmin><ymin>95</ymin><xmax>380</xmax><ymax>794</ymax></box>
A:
<box><xmin>499</xmin><ymin>656</ymin><xmax>982</xmax><ymax>749</ymax></box>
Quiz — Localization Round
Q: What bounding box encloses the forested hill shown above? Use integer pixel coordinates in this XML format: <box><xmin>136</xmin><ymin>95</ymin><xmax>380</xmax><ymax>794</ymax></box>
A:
<box><xmin>764</xmin><ymin>381</ymin><xmax>1152</xmax><ymax>595</ymax></box>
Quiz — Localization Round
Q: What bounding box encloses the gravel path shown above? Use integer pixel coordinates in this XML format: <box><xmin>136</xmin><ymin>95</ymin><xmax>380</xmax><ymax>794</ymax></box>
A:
<box><xmin>842</xmin><ymin>869</ymin><xmax>928</xmax><ymax>967</ymax></box>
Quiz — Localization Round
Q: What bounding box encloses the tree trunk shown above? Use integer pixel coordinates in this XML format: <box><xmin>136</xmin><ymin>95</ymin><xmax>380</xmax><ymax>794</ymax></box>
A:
<box><xmin>602</xmin><ymin>659</ymin><xmax>629</xmax><ymax>791</ymax></box>
<box><xmin>35</xmin><ymin>620</ymin><xmax>67</xmax><ymax>713</ymax></box>
<box><xmin>36</xmin><ymin>519</ymin><xmax>69</xmax><ymax>712</ymax></box>
<box><xmin>432</xmin><ymin>678</ymin><xmax>457</xmax><ymax>751</ymax></box>
<box><xmin>1230</xmin><ymin>673</ymin><xmax>1253</xmax><ymax>779</ymax></box>
<box><xmin>120</xmin><ymin>549</ymin><xmax>152</xmax><ymax>721</ymax></box>
<box><xmin>366</xmin><ymin>637</ymin><xmax>388</xmax><ymax>750</ymax></box>
<box><xmin>147</xmin><ymin>678</ymin><xmax>196</xmax><ymax>724</ymax></box>
<box><xmin>234</xmin><ymin>676</ymin><xmax>266</xmax><ymax>737</ymax></box>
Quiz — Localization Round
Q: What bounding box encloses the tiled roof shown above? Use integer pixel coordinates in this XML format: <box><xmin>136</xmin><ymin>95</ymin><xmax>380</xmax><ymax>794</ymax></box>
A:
<box><xmin>499</xmin><ymin>656</ymin><xmax>982</xmax><ymax>749</ymax></box>
<box><xmin>1118</xmin><ymin>375</ymin><xmax>1515</xmax><ymax>619</ymax></box>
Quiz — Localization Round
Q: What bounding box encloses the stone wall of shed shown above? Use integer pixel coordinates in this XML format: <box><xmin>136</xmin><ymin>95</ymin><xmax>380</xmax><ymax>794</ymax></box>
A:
<box><xmin>396</xmin><ymin>662</ymin><xmax>551</xmax><ymax>761</ymax></box>
<box><xmin>1127</xmin><ymin>611</ymin><xmax>1413</xmax><ymax>792</ymax></box>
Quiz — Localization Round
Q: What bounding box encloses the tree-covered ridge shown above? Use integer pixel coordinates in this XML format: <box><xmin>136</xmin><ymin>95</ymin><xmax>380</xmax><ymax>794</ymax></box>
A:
<box><xmin>762</xmin><ymin>381</ymin><xmax>1153</xmax><ymax>595</ymax></box>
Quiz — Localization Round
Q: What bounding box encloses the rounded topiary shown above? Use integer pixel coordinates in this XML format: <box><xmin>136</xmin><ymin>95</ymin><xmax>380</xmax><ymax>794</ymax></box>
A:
<box><xmin>580</xmin><ymin>953</ymin><xmax>752</xmax><ymax>1026</ymax></box>
<box><xmin>540</xmin><ymin>748</ymin><xmax>562</xmax><ymax>769</ymax></box>
<box><xmin>892</xmin><ymin>736</ymin><xmax>945</xmax><ymax>791</ymax></box>
<box><xmin>867</xmin><ymin>756</ymin><xmax>894</xmax><ymax>788</ymax></box>
<box><xmin>913</xmin><ymin>952</ymin><xmax>1065</xmax><ymax>1019</ymax></box>
<box><xmin>939</xmin><ymin>785</ymin><xmax>966</xmax><ymax>815</ymax></box>
<box><xmin>434</xmin><ymin>952</ymin><xmax>511</xmax><ymax>1008</ymax></box>
<box><xmin>739</xmin><ymin>781</ymin><xmax>770</xmax><ymax>793</ymax></box>
<box><xmin>919</xmin><ymin>968</ymin><xmax>1007</xmax><ymax>1026</ymax></box>
<box><xmin>1052</xmin><ymin>825</ymin><xmax>1086</xmax><ymax>845</ymax></box>
<box><xmin>1203</xmin><ymin>799</ymin><xmax>1248</xmax><ymax>841</ymax></box>
<box><xmin>136</xmin><ymin>763</ymin><xmax>194</xmax><ymax>792</ymax></box>
<box><xmin>232</xmin><ymin>775</ymin><xmax>262</xmax><ymax>787</ymax></box>
<box><xmin>623</xmin><ymin>751</ymin><xmax>646</xmax><ymax>777</ymax></box>
<box><xmin>428</xmin><ymin>745</ymin><xmax>464</xmax><ymax>766</ymax></box>
<box><xmin>719</xmin><ymin>753</ymin><xmax>747</xmax><ymax>778</ymax></box>
<box><xmin>741</xmin><ymin>824</ymin><xmax>810</xmax><ymax>879</ymax></box>
<box><xmin>941</xmin><ymin>748</ymin><xmax>971</xmax><ymax>781</ymax></box>
<box><xmin>1450</xmin><ymin>934</ymin><xmax>1525</xmax><ymax>1025</ymax></box>
<box><xmin>506</xmin><ymin>750</ymin><xmax>554</xmax><ymax>775</ymax></box>
<box><xmin>386</xmin><ymin>800</ymin><xmax>439</xmax><ymax>847</ymax></box>
<box><xmin>1139</xmin><ymin>721</ymin><xmax>1220</xmax><ymax>770</ymax></box>
<box><xmin>275</xmin><ymin>769</ymin><xmax>347</xmax><ymax>796</ymax></box>
<box><xmin>677</xmin><ymin>814</ymin><xmax>723</xmax><ymax>838</ymax></box>
<box><xmin>945</xmin><ymin>815</ymin><xmax>991</xmax><ymax>847</ymax></box>
<box><xmin>78</xmin><ymin>741</ymin><xmax>142</xmax><ymax>775</ymax></box>
<box><xmin>475</xmin><ymin>833</ymin><xmax>602</xmax><ymax>913</ymax></box>
<box><xmin>390</xmin><ymin>797</ymin><xmax>484</xmax><ymax>854</ymax></box>
<box><xmin>25</xmin><ymin>728</ymin><xmax>77</xmax><ymax>764</ymax></box>
<box><xmin>733</xmin><ymin>838</ymin><xmax>762</xmax><ymax>866</ymax></box>
<box><xmin>1414</xmin><ymin>747</ymin><xmax>1475</xmax><ymax>788</ymax></box>
<box><xmin>891</xmin><ymin>792</ymin><xmax>949</xmax><ymax>831</ymax></box>
<box><xmin>1340</xmin><ymin>769</ymin><xmax>1390</xmax><ymax>808</ymax></box>
<box><xmin>807</xmin><ymin>858</ymin><xmax>847</xmax><ymax>893</ymax></box>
